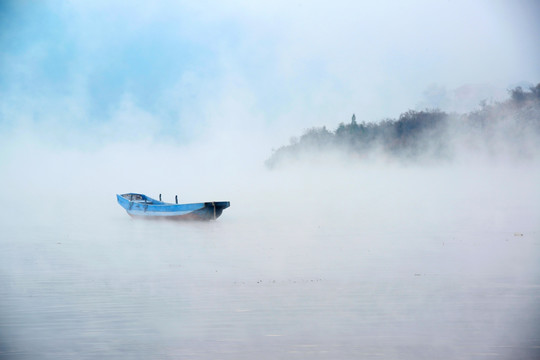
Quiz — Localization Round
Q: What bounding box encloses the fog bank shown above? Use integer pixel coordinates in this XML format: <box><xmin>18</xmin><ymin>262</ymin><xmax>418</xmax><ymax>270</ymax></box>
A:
<box><xmin>1</xmin><ymin>134</ymin><xmax>539</xmax><ymax>359</ymax></box>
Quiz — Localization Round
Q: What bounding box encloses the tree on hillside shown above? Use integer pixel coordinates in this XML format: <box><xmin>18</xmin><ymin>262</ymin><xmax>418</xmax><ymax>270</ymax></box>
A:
<box><xmin>266</xmin><ymin>83</ymin><xmax>540</xmax><ymax>168</ymax></box>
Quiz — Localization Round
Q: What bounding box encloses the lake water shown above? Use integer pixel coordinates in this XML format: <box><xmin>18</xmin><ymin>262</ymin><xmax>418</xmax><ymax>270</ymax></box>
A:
<box><xmin>1</xmin><ymin>165</ymin><xmax>539</xmax><ymax>359</ymax></box>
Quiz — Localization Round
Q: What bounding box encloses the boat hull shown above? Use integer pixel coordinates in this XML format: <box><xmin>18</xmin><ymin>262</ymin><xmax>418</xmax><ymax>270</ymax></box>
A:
<box><xmin>117</xmin><ymin>194</ymin><xmax>230</xmax><ymax>221</ymax></box>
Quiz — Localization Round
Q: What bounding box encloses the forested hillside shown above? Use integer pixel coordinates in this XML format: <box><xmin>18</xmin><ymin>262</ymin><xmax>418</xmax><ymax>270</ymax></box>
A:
<box><xmin>266</xmin><ymin>84</ymin><xmax>540</xmax><ymax>168</ymax></box>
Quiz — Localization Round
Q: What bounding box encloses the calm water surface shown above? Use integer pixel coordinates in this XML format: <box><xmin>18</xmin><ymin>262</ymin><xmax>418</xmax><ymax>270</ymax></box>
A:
<box><xmin>1</xmin><ymin>168</ymin><xmax>540</xmax><ymax>359</ymax></box>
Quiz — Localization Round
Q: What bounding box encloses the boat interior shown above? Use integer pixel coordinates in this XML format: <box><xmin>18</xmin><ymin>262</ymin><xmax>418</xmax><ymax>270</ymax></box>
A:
<box><xmin>121</xmin><ymin>193</ymin><xmax>157</xmax><ymax>204</ymax></box>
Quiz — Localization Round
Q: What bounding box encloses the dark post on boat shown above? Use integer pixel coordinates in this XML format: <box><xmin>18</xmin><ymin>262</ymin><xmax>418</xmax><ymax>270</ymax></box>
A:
<box><xmin>175</xmin><ymin>195</ymin><xmax>178</xmax><ymax>204</ymax></box>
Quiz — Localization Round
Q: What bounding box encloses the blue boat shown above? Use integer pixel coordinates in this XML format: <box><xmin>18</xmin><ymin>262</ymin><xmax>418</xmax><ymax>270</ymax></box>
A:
<box><xmin>117</xmin><ymin>193</ymin><xmax>230</xmax><ymax>220</ymax></box>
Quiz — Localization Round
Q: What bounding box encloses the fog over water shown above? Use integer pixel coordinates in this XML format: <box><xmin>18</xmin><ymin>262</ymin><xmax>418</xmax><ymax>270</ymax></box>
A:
<box><xmin>2</xmin><ymin>1</ymin><xmax>540</xmax><ymax>359</ymax></box>
<box><xmin>1</xmin><ymin>135</ymin><xmax>539</xmax><ymax>359</ymax></box>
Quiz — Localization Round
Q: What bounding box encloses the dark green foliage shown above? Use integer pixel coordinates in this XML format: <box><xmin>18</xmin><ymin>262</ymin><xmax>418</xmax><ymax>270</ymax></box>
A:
<box><xmin>509</xmin><ymin>84</ymin><xmax>540</xmax><ymax>102</ymax></box>
<box><xmin>266</xmin><ymin>83</ymin><xmax>540</xmax><ymax>168</ymax></box>
<box><xmin>300</xmin><ymin>126</ymin><xmax>333</xmax><ymax>146</ymax></box>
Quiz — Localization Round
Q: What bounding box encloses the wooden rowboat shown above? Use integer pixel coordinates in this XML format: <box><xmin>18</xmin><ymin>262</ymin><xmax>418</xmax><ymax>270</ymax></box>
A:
<box><xmin>116</xmin><ymin>193</ymin><xmax>230</xmax><ymax>221</ymax></box>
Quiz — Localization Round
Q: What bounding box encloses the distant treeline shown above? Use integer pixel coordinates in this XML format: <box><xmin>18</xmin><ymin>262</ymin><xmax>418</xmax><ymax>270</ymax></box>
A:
<box><xmin>266</xmin><ymin>83</ymin><xmax>540</xmax><ymax>168</ymax></box>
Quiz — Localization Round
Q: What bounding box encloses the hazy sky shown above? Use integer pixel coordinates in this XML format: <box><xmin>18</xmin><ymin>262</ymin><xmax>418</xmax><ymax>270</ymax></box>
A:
<box><xmin>1</xmin><ymin>0</ymin><xmax>539</xmax><ymax>150</ymax></box>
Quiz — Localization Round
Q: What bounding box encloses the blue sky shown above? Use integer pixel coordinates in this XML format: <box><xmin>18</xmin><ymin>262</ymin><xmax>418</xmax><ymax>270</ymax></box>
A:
<box><xmin>1</xmin><ymin>0</ymin><xmax>539</xmax><ymax>150</ymax></box>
